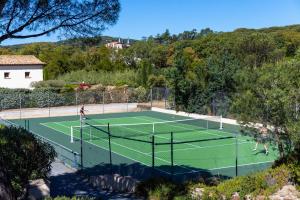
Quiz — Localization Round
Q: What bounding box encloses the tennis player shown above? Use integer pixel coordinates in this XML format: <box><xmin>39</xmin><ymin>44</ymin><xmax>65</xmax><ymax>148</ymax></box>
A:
<box><xmin>253</xmin><ymin>124</ymin><xmax>269</xmax><ymax>155</ymax></box>
<box><xmin>80</xmin><ymin>104</ymin><xmax>86</xmax><ymax>120</ymax></box>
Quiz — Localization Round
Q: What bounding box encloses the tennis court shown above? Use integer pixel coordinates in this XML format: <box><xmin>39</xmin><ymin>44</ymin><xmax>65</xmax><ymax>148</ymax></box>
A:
<box><xmin>9</xmin><ymin>111</ymin><xmax>279</xmax><ymax>179</ymax></box>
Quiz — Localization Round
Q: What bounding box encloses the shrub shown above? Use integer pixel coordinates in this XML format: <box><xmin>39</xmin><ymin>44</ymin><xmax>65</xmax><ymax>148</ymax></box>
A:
<box><xmin>135</xmin><ymin>178</ymin><xmax>186</xmax><ymax>199</ymax></box>
<box><xmin>58</xmin><ymin>70</ymin><xmax>138</xmax><ymax>87</ymax></box>
<box><xmin>0</xmin><ymin>126</ymin><xmax>56</xmax><ymax>198</ymax></box>
<box><xmin>31</xmin><ymin>80</ymin><xmax>66</xmax><ymax>89</ymax></box>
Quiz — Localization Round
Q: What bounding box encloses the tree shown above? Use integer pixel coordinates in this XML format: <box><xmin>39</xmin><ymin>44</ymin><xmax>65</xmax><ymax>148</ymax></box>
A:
<box><xmin>232</xmin><ymin>60</ymin><xmax>300</xmax><ymax>157</ymax></box>
<box><xmin>0</xmin><ymin>0</ymin><xmax>120</xmax><ymax>43</ymax></box>
<box><xmin>0</xmin><ymin>125</ymin><xmax>56</xmax><ymax>199</ymax></box>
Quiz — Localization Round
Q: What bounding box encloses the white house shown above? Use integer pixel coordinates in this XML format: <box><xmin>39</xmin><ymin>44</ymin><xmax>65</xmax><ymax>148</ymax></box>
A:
<box><xmin>105</xmin><ymin>38</ymin><xmax>130</xmax><ymax>49</ymax></box>
<box><xmin>0</xmin><ymin>55</ymin><xmax>45</xmax><ymax>89</ymax></box>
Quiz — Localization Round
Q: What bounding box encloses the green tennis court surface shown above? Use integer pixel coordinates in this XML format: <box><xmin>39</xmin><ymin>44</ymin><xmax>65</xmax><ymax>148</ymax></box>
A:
<box><xmin>10</xmin><ymin>111</ymin><xmax>279</xmax><ymax>178</ymax></box>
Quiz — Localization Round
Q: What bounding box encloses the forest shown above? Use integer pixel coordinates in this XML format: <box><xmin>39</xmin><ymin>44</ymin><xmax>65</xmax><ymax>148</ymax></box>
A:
<box><xmin>2</xmin><ymin>24</ymin><xmax>300</xmax><ymax>155</ymax></box>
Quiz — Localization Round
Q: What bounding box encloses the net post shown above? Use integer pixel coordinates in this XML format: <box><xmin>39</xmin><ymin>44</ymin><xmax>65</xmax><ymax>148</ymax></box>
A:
<box><xmin>151</xmin><ymin>135</ymin><xmax>155</xmax><ymax>172</ymax></box>
<box><xmin>171</xmin><ymin>132</ymin><xmax>174</xmax><ymax>177</ymax></box>
<box><xmin>152</xmin><ymin>123</ymin><xmax>155</xmax><ymax>135</ymax></box>
<box><xmin>108</xmin><ymin>123</ymin><xmax>113</xmax><ymax>174</ymax></box>
<box><xmin>70</xmin><ymin>126</ymin><xmax>74</xmax><ymax>143</ymax></box>
<box><xmin>220</xmin><ymin>115</ymin><xmax>223</xmax><ymax>129</ymax></box>
<box><xmin>27</xmin><ymin>119</ymin><xmax>30</xmax><ymax>131</ymax></box>
<box><xmin>80</xmin><ymin>114</ymin><xmax>83</xmax><ymax>170</ymax></box>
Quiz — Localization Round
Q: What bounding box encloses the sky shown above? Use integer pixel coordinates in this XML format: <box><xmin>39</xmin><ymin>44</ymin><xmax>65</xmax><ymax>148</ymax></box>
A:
<box><xmin>2</xmin><ymin>0</ymin><xmax>300</xmax><ymax>45</ymax></box>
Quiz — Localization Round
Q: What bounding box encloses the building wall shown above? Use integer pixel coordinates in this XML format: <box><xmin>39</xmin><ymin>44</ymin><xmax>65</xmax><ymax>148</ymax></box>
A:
<box><xmin>0</xmin><ymin>65</ymin><xmax>43</xmax><ymax>89</ymax></box>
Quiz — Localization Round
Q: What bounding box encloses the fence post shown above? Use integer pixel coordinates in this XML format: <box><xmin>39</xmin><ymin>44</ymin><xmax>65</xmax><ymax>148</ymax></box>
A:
<box><xmin>19</xmin><ymin>94</ymin><xmax>22</xmax><ymax>119</ymax></box>
<box><xmin>48</xmin><ymin>92</ymin><xmax>50</xmax><ymax>117</ymax></box>
<box><xmin>76</xmin><ymin>92</ymin><xmax>78</xmax><ymax>116</ymax></box>
<box><xmin>164</xmin><ymin>87</ymin><xmax>167</xmax><ymax>109</ymax></box>
<box><xmin>171</xmin><ymin>132</ymin><xmax>174</xmax><ymax>177</ymax></box>
<box><xmin>108</xmin><ymin>123</ymin><xmax>113</xmax><ymax>174</ymax></box>
<box><xmin>80</xmin><ymin>114</ymin><xmax>83</xmax><ymax>170</ymax></box>
<box><xmin>150</xmin><ymin>88</ymin><xmax>153</xmax><ymax>108</ymax></box>
<box><xmin>152</xmin><ymin>135</ymin><xmax>155</xmax><ymax>172</ymax></box>
<box><xmin>102</xmin><ymin>91</ymin><xmax>105</xmax><ymax>114</ymax></box>
<box><xmin>235</xmin><ymin>133</ymin><xmax>238</xmax><ymax>177</ymax></box>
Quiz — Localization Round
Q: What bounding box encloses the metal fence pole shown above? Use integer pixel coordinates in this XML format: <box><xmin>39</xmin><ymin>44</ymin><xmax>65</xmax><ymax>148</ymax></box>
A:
<box><xmin>235</xmin><ymin>133</ymin><xmax>238</xmax><ymax>177</ymax></box>
<box><xmin>80</xmin><ymin>114</ymin><xmax>83</xmax><ymax>170</ymax></box>
<box><xmin>48</xmin><ymin>92</ymin><xmax>50</xmax><ymax>117</ymax></box>
<box><xmin>126</xmin><ymin>96</ymin><xmax>129</xmax><ymax>112</ymax></box>
<box><xmin>164</xmin><ymin>87</ymin><xmax>167</xmax><ymax>109</ymax></box>
<box><xmin>108</xmin><ymin>123</ymin><xmax>112</xmax><ymax>173</ymax></box>
<box><xmin>19</xmin><ymin>94</ymin><xmax>22</xmax><ymax>119</ymax></box>
<box><xmin>102</xmin><ymin>91</ymin><xmax>105</xmax><ymax>114</ymax></box>
<box><xmin>152</xmin><ymin>135</ymin><xmax>155</xmax><ymax>171</ymax></box>
<box><xmin>150</xmin><ymin>88</ymin><xmax>153</xmax><ymax>108</ymax></box>
<box><xmin>76</xmin><ymin>92</ymin><xmax>78</xmax><ymax>116</ymax></box>
<box><xmin>171</xmin><ymin>132</ymin><xmax>174</xmax><ymax>177</ymax></box>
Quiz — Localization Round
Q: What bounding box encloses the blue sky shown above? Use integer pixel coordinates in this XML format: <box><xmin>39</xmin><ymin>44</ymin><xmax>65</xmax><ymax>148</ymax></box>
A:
<box><xmin>2</xmin><ymin>0</ymin><xmax>300</xmax><ymax>45</ymax></box>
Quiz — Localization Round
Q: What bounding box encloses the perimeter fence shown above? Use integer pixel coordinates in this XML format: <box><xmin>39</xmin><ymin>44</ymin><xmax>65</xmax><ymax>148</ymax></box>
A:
<box><xmin>0</xmin><ymin>87</ymin><xmax>173</xmax><ymax>119</ymax></box>
<box><xmin>0</xmin><ymin>114</ymin><xmax>277</xmax><ymax>182</ymax></box>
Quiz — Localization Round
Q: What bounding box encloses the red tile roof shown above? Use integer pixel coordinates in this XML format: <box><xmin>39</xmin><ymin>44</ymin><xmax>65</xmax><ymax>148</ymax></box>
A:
<box><xmin>0</xmin><ymin>55</ymin><xmax>45</xmax><ymax>65</ymax></box>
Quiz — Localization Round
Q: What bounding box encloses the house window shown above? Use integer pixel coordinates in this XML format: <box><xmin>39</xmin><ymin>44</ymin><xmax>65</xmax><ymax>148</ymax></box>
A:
<box><xmin>4</xmin><ymin>72</ymin><xmax>10</xmax><ymax>79</ymax></box>
<box><xmin>25</xmin><ymin>72</ymin><xmax>31</xmax><ymax>78</ymax></box>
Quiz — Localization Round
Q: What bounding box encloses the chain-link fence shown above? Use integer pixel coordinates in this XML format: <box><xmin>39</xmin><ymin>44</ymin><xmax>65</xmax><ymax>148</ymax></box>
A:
<box><xmin>0</xmin><ymin>87</ymin><xmax>172</xmax><ymax>119</ymax></box>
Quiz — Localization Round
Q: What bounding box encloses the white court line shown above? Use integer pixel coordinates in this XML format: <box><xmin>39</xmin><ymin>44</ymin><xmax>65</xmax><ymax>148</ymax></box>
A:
<box><xmin>51</xmin><ymin>122</ymin><xmax>173</xmax><ymax>166</ymax></box>
<box><xmin>174</xmin><ymin>160</ymin><xmax>276</xmax><ymax>175</ymax></box>
<box><xmin>40</xmin><ymin>116</ymin><xmax>145</xmax><ymax>126</ymax></box>
<box><xmin>154</xmin><ymin>141</ymin><xmax>253</xmax><ymax>154</ymax></box>
<box><xmin>137</xmin><ymin>116</ymin><xmax>248</xmax><ymax>142</ymax></box>
<box><xmin>86</xmin><ymin>118</ymin><xmax>196</xmax><ymax>172</ymax></box>
<box><xmin>41</xmin><ymin>123</ymin><xmax>172</xmax><ymax>175</ymax></box>
<box><xmin>135</xmin><ymin>116</ymin><xmax>235</xmax><ymax>150</ymax></box>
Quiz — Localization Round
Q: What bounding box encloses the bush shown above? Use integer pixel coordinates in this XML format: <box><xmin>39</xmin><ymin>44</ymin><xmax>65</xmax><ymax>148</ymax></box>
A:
<box><xmin>58</xmin><ymin>70</ymin><xmax>138</xmax><ymax>87</ymax></box>
<box><xmin>0</xmin><ymin>126</ymin><xmax>56</xmax><ymax>198</ymax></box>
<box><xmin>188</xmin><ymin>164</ymin><xmax>291</xmax><ymax>199</ymax></box>
<box><xmin>31</xmin><ymin>80</ymin><xmax>66</xmax><ymax>89</ymax></box>
<box><xmin>135</xmin><ymin>178</ymin><xmax>186</xmax><ymax>199</ymax></box>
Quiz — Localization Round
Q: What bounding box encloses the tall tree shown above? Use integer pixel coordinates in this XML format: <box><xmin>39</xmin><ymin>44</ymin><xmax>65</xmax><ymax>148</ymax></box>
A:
<box><xmin>232</xmin><ymin>59</ymin><xmax>300</xmax><ymax>157</ymax></box>
<box><xmin>0</xmin><ymin>0</ymin><xmax>120</xmax><ymax>43</ymax></box>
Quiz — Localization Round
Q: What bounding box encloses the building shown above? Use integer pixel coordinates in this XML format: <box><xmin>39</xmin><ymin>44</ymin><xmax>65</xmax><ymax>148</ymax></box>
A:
<box><xmin>0</xmin><ymin>55</ymin><xmax>45</xmax><ymax>89</ymax></box>
<box><xmin>105</xmin><ymin>38</ymin><xmax>131</xmax><ymax>49</ymax></box>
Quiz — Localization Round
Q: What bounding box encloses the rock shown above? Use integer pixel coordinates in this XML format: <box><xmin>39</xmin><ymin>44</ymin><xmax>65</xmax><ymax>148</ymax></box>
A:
<box><xmin>191</xmin><ymin>187</ymin><xmax>204</xmax><ymax>199</ymax></box>
<box><xmin>27</xmin><ymin>179</ymin><xmax>50</xmax><ymax>200</ymax></box>
<box><xmin>232</xmin><ymin>192</ymin><xmax>240</xmax><ymax>200</ymax></box>
<box><xmin>269</xmin><ymin>185</ymin><xmax>300</xmax><ymax>200</ymax></box>
<box><xmin>255</xmin><ymin>195</ymin><xmax>266</xmax><ymax>200</ymax></box>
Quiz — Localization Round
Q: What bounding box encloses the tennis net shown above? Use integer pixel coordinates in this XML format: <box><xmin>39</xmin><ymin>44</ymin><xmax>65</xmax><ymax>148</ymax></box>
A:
<box><xmin>70</xmin><ymin>116</ymin><xmax>224</xmax><ymax>143</ymax></box>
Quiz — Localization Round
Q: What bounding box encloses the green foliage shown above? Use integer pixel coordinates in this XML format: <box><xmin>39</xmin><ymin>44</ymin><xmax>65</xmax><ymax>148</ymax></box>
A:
<box><xmin>58</xmin><ymin>70</ymin><xmax>138</xmax><ymax>86</ymax></box>
<box><xmin>0</xmin><ymin>126</ymin><xmax>56</xmax><ymax>198</ymax></box>
<box><xmin>190</xmin><ymin>164</ymin><xmax>291</xmax><ymax>199</ymax></box>
<box><xmin>135</xmin><ymin>178</ymin><xmax>186</xmax><ymax>199</ymax></box>
<box><xmin>31</xmin><ymin>80</ymin><xmax>66</xmax><ymax>89</ymax></box>
<box><xmin>232</xmin><ymin>59</ymin><xmax>300</xmax><ymax>157</ymax></box>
